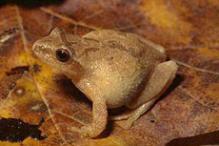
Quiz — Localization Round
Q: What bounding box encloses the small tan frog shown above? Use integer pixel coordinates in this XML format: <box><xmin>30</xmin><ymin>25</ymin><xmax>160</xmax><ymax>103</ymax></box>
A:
<box><xmin>32</xmin><ymin>28</ymin><xmax>178</xmax><ymax>138</ymax></box>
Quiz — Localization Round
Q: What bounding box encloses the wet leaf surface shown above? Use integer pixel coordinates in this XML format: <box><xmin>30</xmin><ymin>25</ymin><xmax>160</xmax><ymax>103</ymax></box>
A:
<box><xmin>0</xmin><ymin>0</ymin><xmax>219</xmax><ymax>146</ymax></box>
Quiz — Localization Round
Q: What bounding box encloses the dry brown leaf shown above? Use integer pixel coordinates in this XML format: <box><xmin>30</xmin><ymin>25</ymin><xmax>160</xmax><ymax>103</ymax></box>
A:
<box><xmin>0</xmin><ymin>0</ymin><xmax>219</xmax><ymax>146</ymax></box>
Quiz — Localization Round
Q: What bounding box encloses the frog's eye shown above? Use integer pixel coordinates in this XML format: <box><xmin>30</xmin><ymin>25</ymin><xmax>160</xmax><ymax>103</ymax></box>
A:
<box><xmin>56</xmin><ymin>48</ymin><xmax>71</xmax><ymax>62</ymax></box>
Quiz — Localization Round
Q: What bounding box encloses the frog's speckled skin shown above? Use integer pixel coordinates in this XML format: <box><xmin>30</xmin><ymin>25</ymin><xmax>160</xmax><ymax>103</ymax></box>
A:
<box><xmin>32</xmin><ymin>28</ymin><xmax>178</xmax><ymax>138</ymax></box>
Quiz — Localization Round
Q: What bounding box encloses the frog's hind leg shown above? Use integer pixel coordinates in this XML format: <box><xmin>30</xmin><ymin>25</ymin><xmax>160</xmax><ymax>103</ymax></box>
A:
<box><xmin>120</xmin><ymin>60</ymin><xmax>178</xmax><ymax>129</ymax></box>
<box><xmin>109</xmin><ymin>100</ymin><xmax>156</xmax><ymax>122</ymax></box>
<box><xmin>120</xmin><ymin>98</ymin><xmax>158</xmax><ymax>129</ymax></box>
<box><xmin>109</xmin><ymin>108</ymin><xmax>139</xmax><ymax>121</ymax></box>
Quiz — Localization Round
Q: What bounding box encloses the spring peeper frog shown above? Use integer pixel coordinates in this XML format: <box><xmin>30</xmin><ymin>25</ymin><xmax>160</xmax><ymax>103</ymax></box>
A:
<box><xmin>32</xmin><ymin>28</ymin><xmax>178</xmax><ymax>138</ymax></box>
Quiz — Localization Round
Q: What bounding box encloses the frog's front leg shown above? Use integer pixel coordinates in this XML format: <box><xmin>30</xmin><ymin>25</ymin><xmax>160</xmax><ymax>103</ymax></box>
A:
<box><xmin>120</xmin><ymin>60</ymin><xmax>178</xmax><ymax>129</ymax></box>
<box><xmin>76</xmin><ymin>81</ymin><xmax>108</xmax><ymax>138</ymax></box>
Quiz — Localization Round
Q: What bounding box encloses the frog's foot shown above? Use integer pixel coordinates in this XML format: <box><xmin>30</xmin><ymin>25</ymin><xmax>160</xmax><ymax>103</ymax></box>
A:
<box><xmin>80</xmin><ymin>121</ymin><xmax>107</xmax><ymax>138</ymax></box>
<box><xmin>80</xmin><ymin>125</ymin><xmax>95</xmax><ymax>138</ymax></box>
<box><xmin>79</xmin><ymin>103</ymin><xmax>107</xmax><ymax>138</ymax></box>
<box><xmin>119</xmin><ymin>98</ymin><xmax>157</xmax><ymax>129</ymax></box>
<box><xmin>70</xmin><ymin>124</ymin><xmax>104</xmax><ymax>138</ymax></box>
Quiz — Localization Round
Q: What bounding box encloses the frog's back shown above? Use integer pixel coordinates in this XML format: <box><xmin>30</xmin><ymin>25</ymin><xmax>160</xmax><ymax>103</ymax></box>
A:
<box><xmin>82</xmin><ymin>29</ymin><xmax>166</xmax><ymax>65</ymax></box>
<box><xmin>78</xmin><ymin>30</ymin><xmax>167</xmax><ymax>108</ymax></box>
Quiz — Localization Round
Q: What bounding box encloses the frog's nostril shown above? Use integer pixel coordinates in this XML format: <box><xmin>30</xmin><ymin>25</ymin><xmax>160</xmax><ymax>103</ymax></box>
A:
<box><xmin>32</xmin><ymin>39</ymin><xmax>44</xmax><ymax>50</ymax></box>
<box><xmin>32</xmin><ymin>44</ymin><xmax>44</xmax><ymax>58</ymax></box>
<box><xmin>32</xmin><ymin>43</ymin><xmax>39</xmax><ymax>51</ymax></box>
<box><xmin>32</xmin><ymin>45</ymin><xmax>39</xmax><ymax>53</ymax></box>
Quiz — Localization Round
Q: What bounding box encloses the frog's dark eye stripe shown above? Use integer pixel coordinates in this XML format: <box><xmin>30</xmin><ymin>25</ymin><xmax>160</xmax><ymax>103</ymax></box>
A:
<box><xmin>56</xmin><ymin>48</ymin><xmax>71</xmax><ymax>62</ymax></box>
